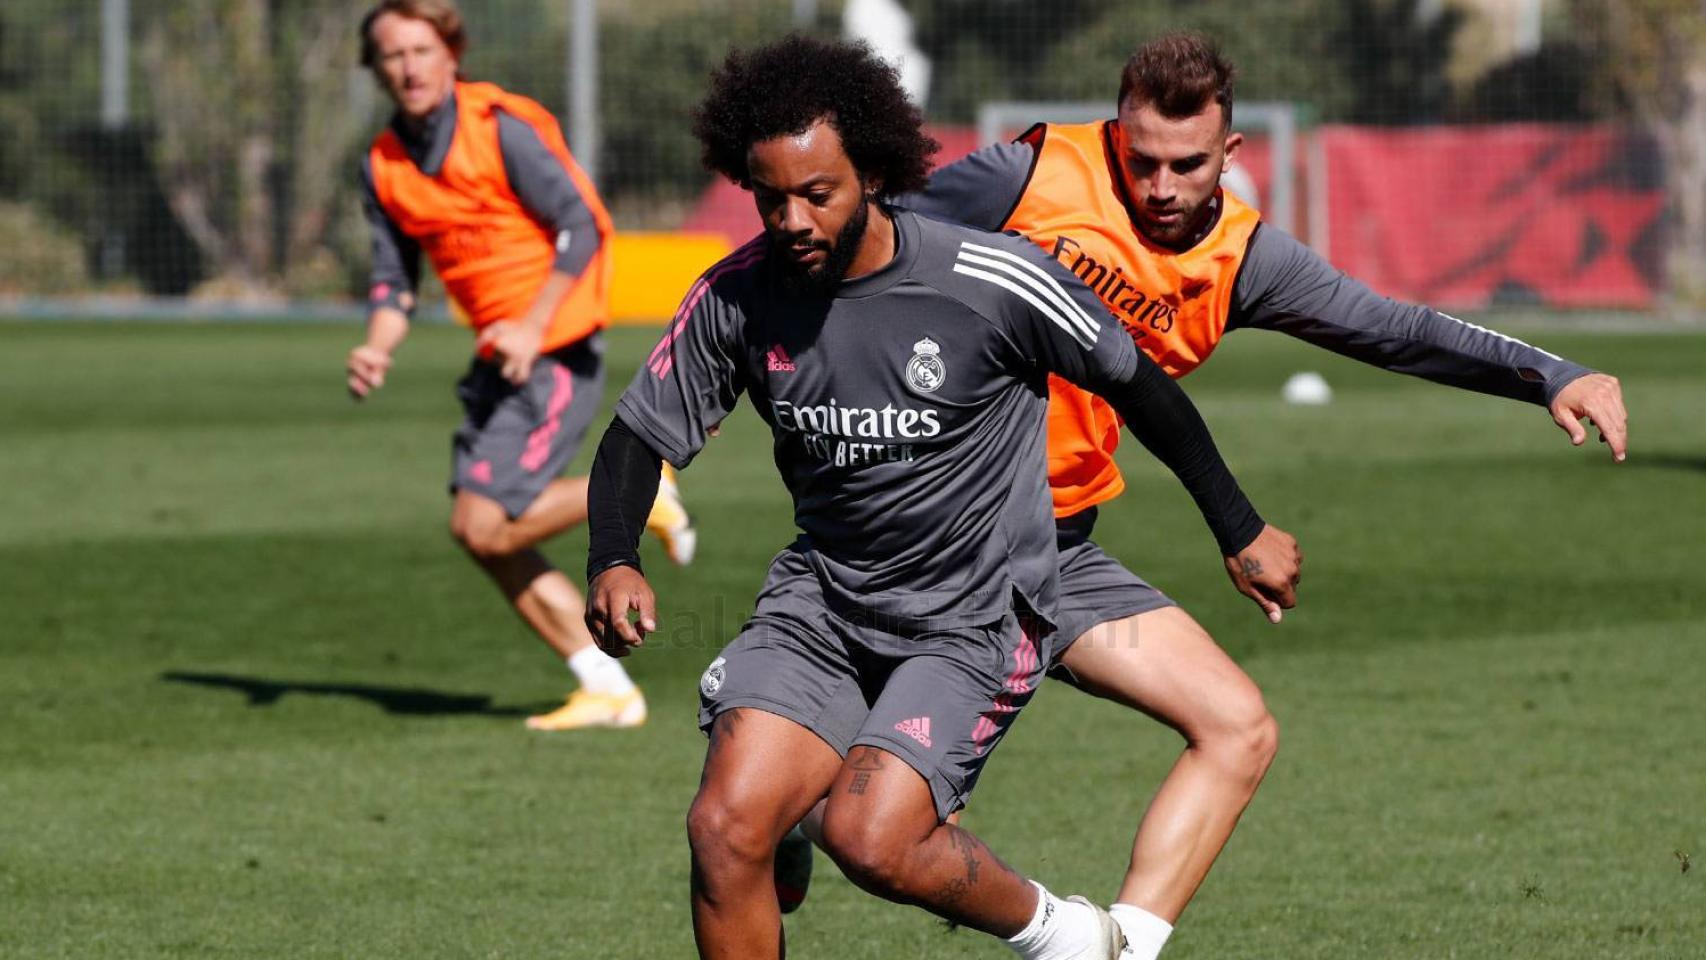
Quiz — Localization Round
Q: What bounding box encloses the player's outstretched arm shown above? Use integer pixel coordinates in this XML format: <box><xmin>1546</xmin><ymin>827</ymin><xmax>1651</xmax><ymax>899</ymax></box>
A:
<box><xmin>1549</xmin><ymin>372</ymin><xmax>1628</xmax><ymax>461</ymax></box>
<box><xmin>1232</xmin><ymin>226</ymin><xmax>1631</xmax><ymax>459</ymax></box>
<box><xmin>585</xmin><ymin>418</ymin><xmax>665</xmax><ymax>657</ymax></box>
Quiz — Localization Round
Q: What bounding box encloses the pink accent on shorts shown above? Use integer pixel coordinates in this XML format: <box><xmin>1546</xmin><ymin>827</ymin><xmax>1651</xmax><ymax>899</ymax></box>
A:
<box><xmin>648</xmin><ymin>241</ymin><xmax>766</xmax><ymax>380</ymax></box>
<box><xmin>468</xmin><ymin>460</ymin><xmax>493</xmax><ymax>486</ymax></box>
<box><xmin>971</xmin><ymin>623</ymin><xmax>1039</xmax><ymax>756</ymax></box>
<box><xmin>894</xmin><ymin>716</ymin><xmax>933</xmax><ymax>749</ymax></box>
<box><xmin>519</xmin><ymin>365</ymin><xmax>574</xmax><ymax>473</ymax></box>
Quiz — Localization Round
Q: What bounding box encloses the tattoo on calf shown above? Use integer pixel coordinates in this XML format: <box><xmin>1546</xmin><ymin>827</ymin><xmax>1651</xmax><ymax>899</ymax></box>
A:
<box><xmin>932</xmin><ymin>829</ymin><xmax>984</xmax><ymax>909</ymax></box>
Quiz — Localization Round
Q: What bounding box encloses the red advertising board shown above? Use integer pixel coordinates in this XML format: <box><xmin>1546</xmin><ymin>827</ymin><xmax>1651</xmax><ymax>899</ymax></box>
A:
<box><xmin>1320</xmin><ymin>124</ymin><xmax>1666</xmax><ymax>308</ymax></box>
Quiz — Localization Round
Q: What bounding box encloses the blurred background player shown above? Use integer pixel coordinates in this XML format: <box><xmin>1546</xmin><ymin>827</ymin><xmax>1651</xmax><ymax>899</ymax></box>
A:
<box><xmin>344</xmin><ymin>0</ymin><xmax>695</xmax><ymax>732</ymax></box>
<box><xmin>885</xmin><ymin>31</ymin><xmax>1629</xmax><ymax>959</ymax></box>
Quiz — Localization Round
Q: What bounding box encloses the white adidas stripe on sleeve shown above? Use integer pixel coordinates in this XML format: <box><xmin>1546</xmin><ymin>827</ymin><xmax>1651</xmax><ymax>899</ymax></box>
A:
<box><xmin>958</xmin><ymin>241</ymin><xmax>1102</xmax><ymax>343</ymax></box>
<box><xmin>953</xmin><ymin>262</ymin><xmax>1098</xmax><ymax>350</ymax></box>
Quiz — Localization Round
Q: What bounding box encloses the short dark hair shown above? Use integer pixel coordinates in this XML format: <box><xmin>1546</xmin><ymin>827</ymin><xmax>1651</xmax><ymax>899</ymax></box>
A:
<box><xmin>359</xmin><ymin>0</ymin><xmax>467</xmax><ymax>70</ymax></box>
<box><xmin>693</xmin><ymin>35</ymin><xmax>938</xmax><ymax>195</ymax></box>
<box><xmin>1117</xmin><ymin>33</ymin><xmax>1235</xmax><ymax>128</ymax></box>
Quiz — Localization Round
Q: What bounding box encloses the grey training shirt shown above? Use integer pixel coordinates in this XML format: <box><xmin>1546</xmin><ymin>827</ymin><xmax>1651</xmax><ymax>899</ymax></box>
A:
<box><xmin>899</xmin><ymin>136</ymin><xmax>1593</xmax><ymax>405</ymax></box>
<box><xmin>614</xmin><ymin>211</ymin><xmax>1143</xmax><ymax>642</ymax></box>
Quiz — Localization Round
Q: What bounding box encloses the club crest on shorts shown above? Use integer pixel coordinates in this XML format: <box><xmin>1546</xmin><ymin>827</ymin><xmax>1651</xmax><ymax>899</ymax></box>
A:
<box><xmin>905</xmin><ymin>337</ymin><xmax>945</xmax><ymax>394</ymax></box>
<box><xmin>700</xmin><ymin>656</ymin><xmax>727</xmax><ymax>697</ymax></box>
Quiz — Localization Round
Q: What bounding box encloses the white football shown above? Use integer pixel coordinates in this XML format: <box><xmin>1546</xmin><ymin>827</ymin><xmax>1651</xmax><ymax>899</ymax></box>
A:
<box><xmin>1282</xmin><ymin>371</ymin><xmax>1333</xmax><ymax>406</ymax></box>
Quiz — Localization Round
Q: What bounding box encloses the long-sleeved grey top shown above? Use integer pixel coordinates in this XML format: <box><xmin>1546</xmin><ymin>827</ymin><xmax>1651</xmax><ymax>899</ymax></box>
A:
<box><xmin>898</xmin><ymin>137</ymin><xmax>1593</xmax><ymax>405</ymax></box>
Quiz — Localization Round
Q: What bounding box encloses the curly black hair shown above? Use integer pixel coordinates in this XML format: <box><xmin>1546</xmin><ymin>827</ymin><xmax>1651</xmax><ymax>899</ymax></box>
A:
<box><xmin>693</xmin><ymin>34</ymin><xmax>938</xmax><ymax>196</ymax></box>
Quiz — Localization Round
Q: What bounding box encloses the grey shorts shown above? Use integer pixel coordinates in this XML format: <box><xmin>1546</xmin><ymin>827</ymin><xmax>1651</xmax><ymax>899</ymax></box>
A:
<box><xmin>697</xmin><ymin>548</ymin><xmax>1050</xmax><ymax>821</ymax></box>
<box><xmin>450</xmin><ymin>335</ymin><xmax>605</xmax><ymax>518</ymax></box>
<box><xmin>1048</xmin><ymin>538</ymin><xmax>1176</xmax><ymax>671</ymax></box>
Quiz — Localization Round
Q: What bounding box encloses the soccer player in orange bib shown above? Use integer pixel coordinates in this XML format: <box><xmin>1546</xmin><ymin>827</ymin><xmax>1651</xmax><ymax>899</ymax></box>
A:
<box><xmin>344</xmin><ymin>0</ymin><xmax>695</xmax><ymax>731</ymax></box>
<box><xmin>783</xmin><ymin>32</ymin><xmax>1629</xmax><ymax>958</ymax></box>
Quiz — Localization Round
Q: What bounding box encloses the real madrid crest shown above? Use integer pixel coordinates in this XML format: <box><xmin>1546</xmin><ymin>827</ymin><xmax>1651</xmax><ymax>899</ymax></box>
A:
<box><xmin>905</xmin><ymin>337</ymin><xmax>946</xmax><ymax>394</ymax></box>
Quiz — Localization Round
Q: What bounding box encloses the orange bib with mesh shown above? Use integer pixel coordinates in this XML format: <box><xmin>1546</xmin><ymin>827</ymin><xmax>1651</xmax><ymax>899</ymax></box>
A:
<box><xmin>1004</xmin><ymin>121</ymin><xmax>1260</xmax><ymax>517</ymax></box>
<box><xmin>368</xmin><ymin>81</ymin><xmax>613</xmax><ymax>354</ymax></box>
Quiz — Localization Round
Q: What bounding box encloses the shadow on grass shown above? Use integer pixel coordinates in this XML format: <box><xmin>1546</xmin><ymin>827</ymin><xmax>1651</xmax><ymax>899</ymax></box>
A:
<box><xmin>160</xmin><ymin>670</ymin><xmax>536</xmax><ymax>718</ymax></box>
<box><xmin>1632</xmin><ymin>452</ymin><xmax>1706</xmax><ymax>474</ymax></box>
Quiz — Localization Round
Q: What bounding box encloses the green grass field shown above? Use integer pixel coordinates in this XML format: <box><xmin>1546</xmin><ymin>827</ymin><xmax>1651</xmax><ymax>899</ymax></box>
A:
<box><xmin>2</xmin><ymin>319</ymin><xmax>1702</xmax><ymax>959</ymax></box>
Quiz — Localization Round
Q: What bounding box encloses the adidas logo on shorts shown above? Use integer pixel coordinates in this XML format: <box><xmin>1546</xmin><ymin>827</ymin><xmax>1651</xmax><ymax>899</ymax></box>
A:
<box><xmin>894</xmin><ymin>716</ymin><xmax>932</xmax><ymax>749</ymax></box>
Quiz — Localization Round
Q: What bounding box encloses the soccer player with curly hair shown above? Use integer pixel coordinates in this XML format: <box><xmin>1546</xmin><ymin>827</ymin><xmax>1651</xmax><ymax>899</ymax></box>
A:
<box><xmin>583</xmin><ymin>35</ymin><xmax>1301</xmax><ymax>960</ymax></box>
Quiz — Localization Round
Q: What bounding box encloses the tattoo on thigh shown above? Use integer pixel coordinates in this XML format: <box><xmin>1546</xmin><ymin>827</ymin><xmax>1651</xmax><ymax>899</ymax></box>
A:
<box><xmin>848</xmin><ymin>748</ymin><xmax>885</xmax><ymax>771</ymax></box>
<box><xmin>848</xmin><ymin>771</ymin><xmax>872</xmax><ymax>795</ymax></box>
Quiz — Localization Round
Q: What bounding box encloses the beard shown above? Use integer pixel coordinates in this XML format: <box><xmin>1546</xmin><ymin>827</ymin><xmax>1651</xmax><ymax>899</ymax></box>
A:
<box><xmin>1138</xmin><ymin>193</ymin><xmax>1215</xmax><ymax>247</ymax></box>
<box><xmin>773</xmin><ymin>199</ymin><xmax>870</xmax><ymax>297</ymax></box>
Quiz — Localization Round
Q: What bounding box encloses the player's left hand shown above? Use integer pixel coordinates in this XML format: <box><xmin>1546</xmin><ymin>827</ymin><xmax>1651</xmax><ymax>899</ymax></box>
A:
<box><xmin>1225</xmin><ymin>523</ymin><xmax>1302</xmax><ymax>624</ymax></box>
<box><xmin>1549</xmin><ymin>373</ymin><xmax>1627</xmax><ymax>462</ymax></box>
<box><xmin>477</xmin><ymin>320</ymin><xmax>544</xmax><ymax>385</ymax></box>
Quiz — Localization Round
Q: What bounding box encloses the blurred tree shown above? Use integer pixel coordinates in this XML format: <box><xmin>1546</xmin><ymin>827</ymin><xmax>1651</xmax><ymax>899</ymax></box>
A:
<box><xmin>1029</xmin><ymin>1</ymin><xmax>1353</xmax><ymax>118</ymax></box>
<box><xmin>139</xmin><ymin>0</ymin><xmax>372</xmax><ymax>298</ymax></box>
<box><xmin>1452</xmin><ymin>45</ymin><xmax>1602</xmax><ymax>123</ymax></box>
<box><xmin>598</xmin><ymin>4</ymin><xmax>804</xmax><ymax>222</ymax></box>
<box><xmin>1571</xmin><ymin>0</ymin><xmax>1706</xmax><ymax>307</ymax></box>
<box><xmin>1330</xmin><ymin>0</ymin><xmax>1465</xmax><ymax>124</ymax></box>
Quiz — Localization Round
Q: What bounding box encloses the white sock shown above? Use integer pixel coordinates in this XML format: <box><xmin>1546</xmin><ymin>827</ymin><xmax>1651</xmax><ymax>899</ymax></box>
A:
<box><xmin>567</xmin><ymin>646</ymin><xmax>635</xmax><ymax>695</ymax></box>
<box><xmin>1006</xmin><ymin>882</ymin><xmax>1101</xmax><ymax>960</ymax></box>
<box><xmin>1108</xmin><ymin>904</ymin><xmax>1172</xmax><ymax>960</ymax></box>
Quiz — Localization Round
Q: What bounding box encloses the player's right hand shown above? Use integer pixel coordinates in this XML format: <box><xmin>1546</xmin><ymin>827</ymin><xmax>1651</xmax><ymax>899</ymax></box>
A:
<box><xmin>346</xmin><ymin>345</ymin><xmax>394</xmax><ymax>400</ymax></box>
<box><xmin>586</xmin><ymin>564</ymin><xmax>658</xmax><ymax>658</ymax></box>
<box><xmin>1224</xmin><ymin>523</ymin><xmax>1302</xmax><ymax>624</ymax></box>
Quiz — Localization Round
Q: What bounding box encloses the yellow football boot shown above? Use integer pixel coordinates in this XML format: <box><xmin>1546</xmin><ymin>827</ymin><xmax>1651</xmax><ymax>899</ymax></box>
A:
<box><xmin>525</xmin><ymin>688</ymin><xmax>647</xmax><ymax>731</ymax></box>
<box><xmin>645</xmin><ymin>463</ymin><xmax>697</xmax><ymax>566</ymax></box>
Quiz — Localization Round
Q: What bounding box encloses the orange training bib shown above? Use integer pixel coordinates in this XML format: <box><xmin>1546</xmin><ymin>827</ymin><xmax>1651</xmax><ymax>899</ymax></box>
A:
<box><xmin>1003</xmin><ymin>121</ymin><xmax>1260</xmax><ymax>517</ymax></box>
<box><xmin>368</xmin><ymin>81</ymin><xmax>614</xmax><ymax>354</ymax></box>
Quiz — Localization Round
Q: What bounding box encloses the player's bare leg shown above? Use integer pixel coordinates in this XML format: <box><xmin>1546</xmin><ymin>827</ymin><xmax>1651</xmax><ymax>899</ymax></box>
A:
<box><xmin>818</xmin><ymin>746</ymin><xmax>1034</xmax><ymax>931</ymax></box>
<box><xmin>689</xmin><ymin>709</ymin><xmax>844</xmax><ymax>960</ymax></box>
<box><xmin>451</xmin><ymin>489</ymin><xmax>597</xmax><ymax>657</ymax></box>
<box><xmin>451</xmin><ymin>489</ymin><xmax>644</xmax><ymax>729</ymax></box>
<box><xmin>1057</xmin><ymin>605</ymin><xmax>1278</xmax><ymax>953</ymax></box>
<box><xmin>498</xmin><ymin>476</ymin><xmax>591</xmax><ymax>554</ymax></box>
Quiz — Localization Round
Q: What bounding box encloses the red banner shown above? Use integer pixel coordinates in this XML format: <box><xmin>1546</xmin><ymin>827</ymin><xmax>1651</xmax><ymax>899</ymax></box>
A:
<box><xmin>1320</xmin><ymin>124</ymin><xmax>1666</xmax><ymax>308</ymax></box>
<box><xmin>684</xmin><ymin>122</ymin><xmax>1668</xmax><ymax>310</ymax></box>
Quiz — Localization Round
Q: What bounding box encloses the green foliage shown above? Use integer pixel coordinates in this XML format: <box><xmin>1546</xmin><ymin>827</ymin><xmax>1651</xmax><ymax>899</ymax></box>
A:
<box><xmin>598</xmin><ymin>4</ymin><xmax>805</xmax><ymax>215</ymax></box>
<box><xmin>138</xmin><ymin>0</ymin><xmax>374</xmax><ymax>295</ymax></box>
<box><xmin>0</xmin><ymin>201</ymin><xmax>91</xmax><ymax>294</ymax></box>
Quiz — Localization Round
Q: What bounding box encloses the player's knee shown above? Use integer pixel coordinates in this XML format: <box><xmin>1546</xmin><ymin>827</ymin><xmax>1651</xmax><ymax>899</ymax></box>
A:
<box><xmin>818</xmin><ymin>807</ymin><xmax>911</xmax><ymax>896</ymax></box>
<box><xmin>1209</xmin><ymin>690</ymin><xmax>1279</xmax><ymax>787</ymax></box>
<box><xmin>449</xmin><ymin>514</ymin><xmax>511</xmax><ymax>560</ymax></box>
<box><xmin>686</xmin><ymin>791</ymin><xmax>773</xmax><ymax>876</ymax></box>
